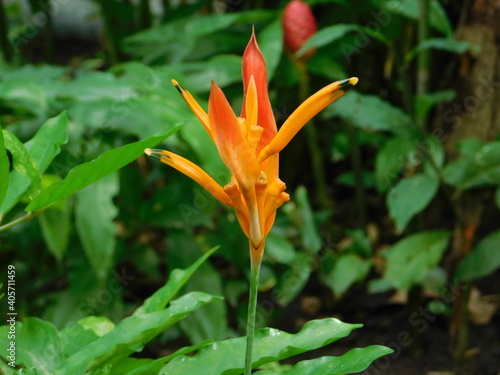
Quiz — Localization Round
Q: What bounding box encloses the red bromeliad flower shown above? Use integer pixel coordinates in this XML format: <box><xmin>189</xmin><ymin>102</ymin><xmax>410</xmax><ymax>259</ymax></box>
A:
<box><xmin>283</xmin><ymin>0</ymin><xmax>317</xmax><ymax>59</ymax></box>
<box><xmin>145</xmin><ymin>31</ymin><xmax>357</xmax><ymax>262</ymax></box>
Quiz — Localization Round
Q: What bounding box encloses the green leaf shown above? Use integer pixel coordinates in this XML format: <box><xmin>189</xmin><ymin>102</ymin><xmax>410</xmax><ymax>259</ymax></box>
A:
<box><xmin>295</xmin><ymin>186</ymin><xmax>322</xmax><ymax>254</ymax></box>
<box><xmin>53</xmin><ymin>292</ymin><xmax>221</xmax><ymax>375</ymax></box>
<box><xmin>24</xmin><ymin>112</ymin><xmax>69</xmax><ymax>173</ymax></box>
<box><xmin>167</xmin><ymin>231</ymin><xmax>226</xmax><ymax>343</ymax></box>
<box><xmin>387</xmin><ymin>172</ymin><xmax>439</xmax><ymax>232</ymax></box>
<box><xmin>406</xmin><ymin>38</ymin><xmax>479</xmax><ymax>63</ymax></box>
<box><xmin>170</xmin><ymin>55</ymin><xmax>242</xmax><ymax>93</ymax></box>
<box><xmin>161</xmin><ymin>318</ymin><xmax>362</xmax><ymax>375</ymax></box>
<box><xmin>17</xmin><ymin>317</ymin><xmax>64</xmax><ymax>373</ymax></box>
<box><xmin>443</xmin><ymin>141</ymin><xmax>500</xmax><ymax>189</ymax></box>
<box><xmin>265</xmin><ymin>232</ymin><xmax>297</xmax><ymax>265</ymax></box>
<box><xmin>255</xmin><ymin>346</ymin><xmax>393</xmax><ymax>375</ymax></box>
<box><xmin>495</xmin><ymin>187</ymin><xmax>500</xmax><ymax>210</ymax></box>
<box><xmin>375</xmin><ymin>136</ymin><xmax>416</xmax><ymax>192</ymax></box>
<box><xmin>60</xmin><ymin>316</ymin><xmax>115</xmax><ymax>358</ymax></box>
<box><xmin>383</xmin><ymin>230</ymin><xmax>450</xmax><ymax>291</ymax></box>
<box><xmin>26</xmin><ymin>128</ymin><xmax>179</xmax><ymax>212</ymax></box>
<box><xmin>38</xmin><ymin>200</ymin><xmax>71</xmax><ymax>261</ymax></box>
<box><xmin>275</xmin><ymin>252</ymin><xmax>314</xmax><ymax>306</ymax></box>
<box><xmin>456</xmin><ymin>229</ymin><xmax>500</xmax><ymax>281</ymax></box>
<box><xmin>297</xmin><ymin>24</ymin><xmax>358</xmax><ymax>57</ymax></box>
<box><xmin>75</xmin><ymin>172</ymin><xmax>119</xmax><ymax>279</ymax></box>
<box><xmin>0</xmin><ymin>130</ymin><xmax>9</xmax><ymax>208</ymax></box>
<box><xmin>0</xmin><ymin>130</ymin><xmax>41</xmax><ymax>216</ymax></box>
<box><xmin>134</xmin><ymin>246</ymin><xmax>219</xmax><ymax>315</ymax></box>
<box><xmin>322</xmin><ymin>91</ymin><xmax>411</xmax><ymax>134</ymax></box>
<box><xmin>326</xmin><ymin>254</ymin><xmax>372</xmax><ymax>298</ymax></box>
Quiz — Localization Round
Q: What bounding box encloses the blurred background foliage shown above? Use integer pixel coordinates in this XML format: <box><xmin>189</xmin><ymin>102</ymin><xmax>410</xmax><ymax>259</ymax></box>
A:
<box><xmin>1</xmin><ymin>0</ymin><xmax>499</xmax><ymax>373</ymax></box>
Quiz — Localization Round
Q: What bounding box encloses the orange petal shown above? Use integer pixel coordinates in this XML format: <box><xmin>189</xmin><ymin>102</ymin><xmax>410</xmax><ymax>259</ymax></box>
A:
<box><xmin>242</xmin><ymin>30</ymin><xmax>276</xmax><ymax>152</ymax></box>
<box><xmin>208</xmin><ymin>82</ymin><xmax>260</xmax><ymax>191</ymax></box>
<box><xmin>171</xmin><ymin>79</ymin><xmax>213</xmax><ymax>140</ymax></box>
<box><xmin>145</xmin><ymin>148</ymin><xmax>231</xmax><ymax>206</ymax></box>
<box><xmin>259</xmin><ymin>77</ymin><xmax>359</xmax><ymax>163</ymax></box>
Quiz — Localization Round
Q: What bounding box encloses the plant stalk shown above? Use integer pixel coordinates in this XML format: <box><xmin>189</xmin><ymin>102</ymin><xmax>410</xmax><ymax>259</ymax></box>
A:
<box><xmin>417</xmin><ymin>0</ymin><xmax>430</xmax><ymax>130</ymax></box>
<box><xmin>0</xmin><ymin>0</ymin><xmax>13</xmax><ymax>62</ymax></box>
<box><xmin>244</xmin><ymin>251</ymin><xmax>262</xmax><ymax>375</ymax></box>
<box><xmin>296</xmin><ymin>60</ymin><xmax>330</xmax><ymax>208</ymax></box>
<box><xmin>0</xmin><ymin>212</ymin><xmax>39</xmax><ymax>232</ymax></box>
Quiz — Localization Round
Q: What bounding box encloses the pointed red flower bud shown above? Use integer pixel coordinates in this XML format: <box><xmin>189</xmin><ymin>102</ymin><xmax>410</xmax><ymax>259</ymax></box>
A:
<box><xmin>282</xmin><ymin>0</ymin><xmax>317</xmax><ymax>60</ymax></box>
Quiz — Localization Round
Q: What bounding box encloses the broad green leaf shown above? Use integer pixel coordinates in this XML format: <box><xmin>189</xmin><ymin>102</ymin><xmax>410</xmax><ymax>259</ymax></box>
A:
<box><xmin>38</xmin><ymin>200</ymin><xmax>71</xmax><ymax>261</ymax></box>
<box><xmin>75</xmin><ymin>172</ymin><xmax>119</xmax><ymax>279</ymax></box>
<box><xmin>53</xmin><ymin>292</ymin><xmax>221</xmax><ymax>375</ymax></box>
<box><xmin>259</xmin><ymin>18</ymin><xmax>283</xmax><ymax>80</ymax></box>
<box><xmin>58</xmin><ymin>72</ymin><xmax>137</xmax><ymax>102</ymax></box>
<box><xmin>456</xmin><ymin>138</ymin><xmax>484</xmax><ymax>156</ymax></box>
<box><xmin>167</xmin><ymin>230</ymin><xmax>226</xmax><ymax>343</ymax></box>
<box><xmin>255</xmin><ymin>345</ymin><xmax>393</xmax><ymax>375</ymax></box>
<box><xmin>295</xmin><ymin>186</ymin><xmax>322</xmax><ymax>254</ymax></box>
<box><xmin>297</xmin><ymin>24</ymin><xmax>358</xmax><ymax>57</ymax></box>
<box><xmin>0</xmin><ymin>78</ymin><xmax>48</xmax><ymax>117</ymax></box>
<box><xmin>456</xmin><ymin>229</ymin><xmax>500</xmax><ymax>281</ymax></box>
<box><xmin>0</xmin><ymin>171</ymin><xmax>31</xmax><ymax>217</ymax></box>
<box><xmin>0</xmin><ymin>130</ymin><xmax>9</xmax><ymax>207</ymax></box>
<box><xmin>383</xmin><ymin>230</ymin><xmax>450</xmax><ymax>291</ymax></box>
<box><xmin>161</xmin><ymin>318</ymin><xmax>362</xmax><ymax>375</ymax></box>
<box><xmin>322</xmin><ymin>91</ymin><xmax>411</xmax><ymax>134</ymax></box>
<box><xmin>0</xmin><ymin>130</ymin><xmax>41</xmax><ymax>216</ymax></box>
<box><xmin>24</xmin><ymin>112</ymin><xmax>69</xmax><ymax>173</ymax></box>
<box><xmin>266</xmin><ymin>232</ymin><xmax>297</xmax><ymax>265</ymax></box>
<box><xmin>375</xmin><ymin>136</ymin><xmax>416</xmax><ymax>192</ymax></box>
<box><xmin>16</xmin><ymin>318</ymin><xmax>64</xmax><ymax>373</ymax></box>
<box><xmin>109</xmin><ymin>341</ymin><xmax>213</xmax><ymax>375</ymax></box>
<box><xmin>170</xmin><ymin>55</ymin><xmax>242</xmax><ymax>93</ymax></box>
<box><xmin>134</xmin><ymin>246</ymin><xmax>219</xmax><ymax>315</ymax></box>
<box><xmin>406</xmin><ymin>38</ymin><xmax>479</xmax><ymax>63</ymax></box>
<box><xmin>275</xmin><ymin>252</ymin><xmax>314</xmax><ymax>306</ymax></box>
<box><xmin>387</xmin><ymin>173</ymin><xmax>439</xmax><ymax>233</ymax></box>
<box><xmin>326</xmin><ymin>254</ymin><xmax>372</xmax><ymax>298</ymax></box>
<box><xmin>61</xmin><ymin>316</ymin><xmax>115</xmax><ymax>357</ymax></box>
<box><xmin>26</xmin><ymin>128</ymin><xmax>179</xmax><ymax>212</ymax></box>
<box><xmin>443</xmin><ymin>141</ymin><xmax>500</xmax><ymax>189</ymax></box>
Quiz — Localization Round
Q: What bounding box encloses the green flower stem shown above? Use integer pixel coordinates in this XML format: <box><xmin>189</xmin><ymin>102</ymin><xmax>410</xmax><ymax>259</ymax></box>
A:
<box><xmin>244</xmin><ymin>252</ymin><xmax>262</xmax><ymax>375</ymax></box>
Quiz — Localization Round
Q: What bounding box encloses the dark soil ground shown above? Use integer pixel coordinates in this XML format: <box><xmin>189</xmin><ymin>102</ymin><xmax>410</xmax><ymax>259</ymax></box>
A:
<box><xmin>271</xmin><ymin>271</ymin><xmax>500</xmax><ymax>375</ymax></box>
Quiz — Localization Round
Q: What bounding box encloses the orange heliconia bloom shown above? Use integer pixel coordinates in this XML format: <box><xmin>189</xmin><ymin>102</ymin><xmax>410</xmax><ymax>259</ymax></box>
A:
<box><xmin>145</xmin><ymin>31</ymin><xmax>358</xmax><ymax>261</ymax></box>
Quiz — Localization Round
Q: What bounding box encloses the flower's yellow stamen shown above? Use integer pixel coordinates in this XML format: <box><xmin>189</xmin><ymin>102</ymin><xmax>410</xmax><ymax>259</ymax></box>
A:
<box><xmin>255</xmin><ymin>171</ymin><xmax>268</xmax><ymax>235</ymax></box>
<box><xmin>248</xmin><ymin>125</ymin><xmax>264</xmax><ymax>154</ymax></box>
<box><xmin>171</xmin><ymin>79</ymin><xmax>213</xmax><ymax>140</ymax></box>
<box><xmin>258</xmin><ymin>77</ymin><xmax>359</xmax><ymax>163</ymax></box>
<box><xmin>145</xmin><ymin>148</ymin><xmax>231</xmax><ymax>206</ymax></box>
<box><xmin>245</xmin><ymin>76</ymin><xmax>259</xmax><ymax>129</ymax></box>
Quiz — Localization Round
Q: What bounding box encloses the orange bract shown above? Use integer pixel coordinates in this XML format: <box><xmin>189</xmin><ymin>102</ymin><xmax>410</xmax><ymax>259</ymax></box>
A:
<box><xmin>145</xmin><ymin>30</ymin><xmax>358</xmax><ymax>261</ymax></box>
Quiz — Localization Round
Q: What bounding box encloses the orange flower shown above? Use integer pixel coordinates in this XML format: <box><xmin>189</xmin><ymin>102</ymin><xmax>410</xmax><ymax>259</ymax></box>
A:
<box><xmin>145</xmin><ymin>31</ymin><xmax>358</xmax><ymax>261</ymax></box>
